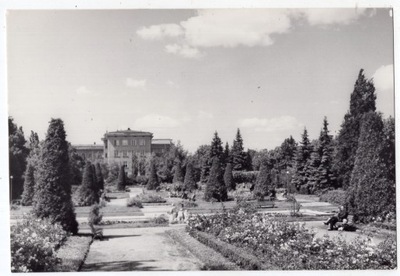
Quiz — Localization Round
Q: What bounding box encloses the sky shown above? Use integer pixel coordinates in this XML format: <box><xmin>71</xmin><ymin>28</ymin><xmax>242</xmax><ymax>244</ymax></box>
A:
<box><xmin>7</xmin><ymin>8</ymin><xmax>394</xmax><ymax>153</ymax></box>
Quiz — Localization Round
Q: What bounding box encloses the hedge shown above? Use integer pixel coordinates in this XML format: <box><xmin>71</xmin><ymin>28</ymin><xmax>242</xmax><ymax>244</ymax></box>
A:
<box><xmin>54</xmin><ymin>236</ymin><xmax>93</xmax><ymax>272</ymax></box>
<box><xmin>188</xmin><ymin>229</ymin><xmax>276</xmax><ymax>270</ymax></box>
<box><xmin>232</xmin><ymin>171</ymin><xmax>259</xmax><ymax>184</ymax></box>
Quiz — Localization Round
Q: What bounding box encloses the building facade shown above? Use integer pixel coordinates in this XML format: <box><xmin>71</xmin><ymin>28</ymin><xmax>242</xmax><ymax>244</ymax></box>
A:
<box><xmin>74</xmin><ymin>128</ymin><xmax>172</xmax><ymax>175</ymax></box>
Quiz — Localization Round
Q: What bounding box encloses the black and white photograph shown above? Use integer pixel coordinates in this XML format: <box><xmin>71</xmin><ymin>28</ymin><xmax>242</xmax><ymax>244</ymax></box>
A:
<box><xmin>2</xmin><ymin>0</ymin><xmax>398</xmax><ymax>274</ymax></box>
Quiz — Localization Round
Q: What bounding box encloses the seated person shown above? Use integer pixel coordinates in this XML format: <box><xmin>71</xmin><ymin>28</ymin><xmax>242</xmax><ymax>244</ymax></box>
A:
<box><xmin>324</xmin><ymin>206</ymin><xmax>348</xmax><ymax>230</ymax></box>
<box><xmin>337</xmin><ymin>219</ymin><xmax>357</xmax><ymax>232</ymax></box>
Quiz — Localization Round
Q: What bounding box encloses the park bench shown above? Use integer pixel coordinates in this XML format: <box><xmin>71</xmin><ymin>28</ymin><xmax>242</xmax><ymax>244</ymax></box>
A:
<box><xmin>89</xmin><ymin>223</ymin><xmax>104</xmax><ymax>240</ymax></box>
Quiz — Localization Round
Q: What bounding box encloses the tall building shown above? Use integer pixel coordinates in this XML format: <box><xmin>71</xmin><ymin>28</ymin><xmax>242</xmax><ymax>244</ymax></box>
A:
<box><xmin>74</xmin><ymin>128</ymin><xmax>172</xmax><ymax>175</ymax></box>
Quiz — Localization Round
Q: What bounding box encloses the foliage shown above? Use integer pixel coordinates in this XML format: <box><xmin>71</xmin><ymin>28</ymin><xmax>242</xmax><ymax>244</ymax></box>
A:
<box><xmin>9</xmin><ymin>117</ymin><xmax>29</xmax><ymax>201</ymax></box>
<box><xmin>152</xmin><ymin>214</ymin><xmax>169</xmax><ymax>224</ymax></box>
<box><xmin>193</xmin><ymin>144</ymin><xmax>211</xmax><ymax>183</ymax></box>
<box><xmin>117</xmin><ymin>165</ymin><xmax>126</xmax><ymax>191</ymax></box>
<box><xmin>33</xmin><ymin>118</ymin><xmax>78</xmax><ymax>234</ymax></box>
<box><xmin>11</xmin><ymin>216</ymin><xmax>69</xmax><ymax>272</ymax></box>
<box><xmin>95</xmin><ymin>163</ymin><xmax>105</xmax><ymax>191</ymax></box>
<box><xmin>204</xmin><ymin>157</ymin><xmax>228</xmax><ymax>202</ymax></box>
<box><xmin>253</xmin><ymin>160</ymin><xmax>272</xmax><ymax>200</ymax></box>
<box><xmin>136</xmin><ymin>175</ymin><xmax>149</xmax><ymax>185</ymax></box>
<box><xmin>232</xmin><ymin>171</ymin><xmax>258</xmax><ymax>184</ymax></box>
<box><xmin>347</xmin><ymin>112</ymin><xmax>396</xmax><ymax>222</ymax></box>
<box><xmin>54</xmin><ymin>236</ymin><xmax>92</xmax><ymax>272</ymax></box>
<box><xmin>223</xmin><ymin>163</ymin><xmax>235</xmax><ymax>190</ymax></box>
<box><xmin>126</xmin><ymin>197</ymin><xmax>143</xmax><ymax>208</ymax></box>
<box><xmin>231</xmin><ymin>128</ymin><xmax>246</xmax><ymax>171</ymax></box>
<box><xmin>319</xmin><ymin>189</ymin><xmax>347</xmax><ymax>206</ymax></box>
<box><xmin>68</xmin><ymin>144</ymin><xmax>85</xmax><ymax>186</ymax></box>
<box><xmin>76</xmin><ymin>162</ymin><xmax>100</xmax><ymax>206</ymax></box>
<box><xmin>135</xmin><ymin>193</ymin><xmax>166</xmax><ymax>203</ymax></box>
<box><xmin>88</xmin><ymin>203</ymin><xmax>103</xmax><ymax>225</ymax></box>
<box><xmin>210</xmin><ymin>131</ymin><xmax>224</xmax><ymax>160</ymax></box>
<box><xmin>147</xmin><ymin>159</ymin><xmax>159</xmax><ymax>190</ymax></box>
<box><xmin>173</xmin><ymin>159</ymin><xmax>184</xmax><ymax>183</ymax></box>
<box><xmin>183</xmin><ymin>160</ymin><xmax>197</xmax><ymax>191</ymax></box>
<box><xmin>291</xmin><ymin>128</ymin><xmax>312</xmax><ymax>190</ymax></box>
<box><xmin>334</xmin><ymin>69</ymin><xmax>376</xmax><ymax>189</ymax></box>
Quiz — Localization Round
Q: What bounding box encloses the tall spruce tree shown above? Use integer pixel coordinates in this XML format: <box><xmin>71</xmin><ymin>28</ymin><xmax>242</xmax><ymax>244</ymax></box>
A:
<box><xmin>147</xmin><ymin>160</ymin><xmax>159</xmax><ymax>190</ymax></box>
<box><xmin>316</xmin><ymin>117</ymin><xmax>335</xmax><ymax>189</ymax></box>
<box><xmin>280</xmin><ymin>136</ymin><xmax>297</xmax><ymax>169</ymax></box>
<box><xmin>117</xmin><ymin>165</ymin><xmax>126</xmax><ymax>191</ymax></box>
<box><xmin>204</xmin><ymin>157</ymin><xmax>227</xmax><ymax>202</ymax></box>
<box><xmin>21</xmin><ymin>131</ymin><xmax>40</xmax><ymax>206</ymax></box>
<box><xmin>347</xmin><ymin>112</ymin><xmax>395</xmax><ymax>222</ymax></box>
<box><xmin>183</xmin><ymin>161</ymin><xmax>196</xmax><ymax>191</ymax></box>
<box><xmin>231</xmin><ymin>128</ymin><xmax>246</xmax><ymax>171</ymax></box>
<box><xmin>76</xmin><ymin>162</ymin><xmax>99</xmax><ymax>206</ymax></box>
<box><xmin>253</xmin><ymin>159</ymin><xmax>272</xmax><ymax>200</ymax></box>
<box><xmin>173</xmin><ymin>159</ymin><xmax>184</xmax><ymax>183</ymax></box>
<box><xmin>223</xmin><ymin>163</ymin><xmax>235</xmax><ymax>191</ymax></box>
<box><xmin>210</xmin><ymin>131</ymin><xmax>224</xmax><ymax>160</ymax></box>
<box><xmin>334</xmin><ymin>69</ymin><xmax>376</xmax><ymax>189</ymax></box>
<box><xmin>223</xmin><ymin>142</ymin><xmax>231</xmax><ymax>165</ymax></box>
<box><xmin>291</xmin><ymin>128</ymin><xmax>312</xmax><ymax>190</ymax></box>
<box><xmin>33</xmin><ymin>118</ymin><xmax>78</xmax><ymax>234</ymax></box>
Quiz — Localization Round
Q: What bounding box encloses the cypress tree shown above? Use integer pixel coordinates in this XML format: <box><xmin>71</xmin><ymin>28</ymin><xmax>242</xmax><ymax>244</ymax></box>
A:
<box><xmin>200</xmin><ymin>158</ymin><xmax>209</xmax><ymax>183</ymax></box>
<box><xmin>76</xmin><ymin>162</ymin><xmax>99</xmax><ymax>206</ymax></box>
<box><xmin>33</xmin><ymin>118</ymin><xmax>78</xmax><ymax>234</ymax></box>
<box><xmin>347</xmin><ymin>112</ymin><xmax>395</xmax><ymax>222</ymax></box>
<box><xmin>334</xmin><ymin>69</ymin><xmax>376</xmax><ymax>189</ymax></box>
<box><xmin>173</xmin><ymin>159</ymin><xmax>184</xmax><ymax>183</ymax></box>
<box><xmin>21</xmin><ymin>131</ymin><xmax>40</xmax><ymax>206</ymax></box>
<box><xmin>223</xmin><ymin>142</ymin><xmax>231</xmax><ymax>165</ymax></box>
<box><xmin>253</xmin><ymin>160</ymin><xmax>272</xmax><ymax>200</ymax></box>
<box><xmin>117</xmin><ymin>165</ymin><xmax>126</xmax><ymax>191</ymax></box>
<box><xmin>231</xmin><ymin>128</ymin><xmax>246</xmax><ymax>171</ymax></box>
<box><xmin>147</xmin><ymin>160</ymin><xmax>159</xmax><ymax>190</ymax></box>
<box><xmin>204</xmin><ymin>157</ymin><xmax>227</xmax><ymax>202</ymax></box>
<box><xmin>183</xmin><ymin>161</ymin><xmax>196</xmax><ymax>191</ymax></box>
<box><xmin>95</xmin><ymin>163</ymin><xmax>105</xmax><ymax>191</ymax></box>
<box><xmin>223</xmin><ymin>163</ymin><xmax>235</xmax><ymax>191</ymax></box>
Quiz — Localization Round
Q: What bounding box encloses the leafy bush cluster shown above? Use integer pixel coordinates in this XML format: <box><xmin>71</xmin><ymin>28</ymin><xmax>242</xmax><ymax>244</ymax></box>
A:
<box><xmin>126</xmin><ymin>197</ymin><xmax>144</xmax><ymax>208</ymax></box>
<box><xmin>232</xmin><ymin>171</ymin><xmax>258</xmax><ymax>184</ymax></box>
<box><xmin>135</xmin><ymin>193</ymin><xmax>166</xmax><ymax>203</ymax></box>
<box><xmin>11</xmin><ymin>217</ymin><xmax>69</xmax><ymax>272</ymax></box>
<box><xmin>319</xmin><ymin>189</ymin><xmax>347</xmax><ymax>206</ymax></box>
<box><xmin>187</xmin><ymin>211</ymin><xmax>397</xmax><ymax>270</ymax></box>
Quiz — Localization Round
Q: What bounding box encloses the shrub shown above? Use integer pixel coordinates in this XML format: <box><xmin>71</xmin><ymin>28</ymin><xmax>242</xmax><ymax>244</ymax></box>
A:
<box><xmin>136</xmin><ymin>175</ymin><xmax>148</xmax><ymax>185</ymax></box>
<box><xmin>319</xmin><ymin>189</ymin><xmax>347</xmax><ymax>206</ymax></box>
<box><xmin>232</xmin><ymin>171</ymin><xmax>258</xmax><ymax>184</ymax></box>
<box><xmin>135</xmin><ymin>193</ymin><xmax>166</xmax><ymax>203</ymax></box>
<box><xmin>88</xmin><ymin>204</ymin><xmax>103</xmax><ymax>225</ymax></box>
<box><xmin>147</xmin><ymin>160</ymin><xmax>159</xmax><ymax>190</ymax></box>
<box><xmin>126</xmin><ymin>197</ymin><xmax>143</xmax><ymax>208</ymax></box>
<box><xmin>152</xmin><ymin>215</ymin><xmax>168</xmax><ymax>225</ymax></box>
<box><xmin>11</xmin><ymin>216</ymin><xmax>69</xmax><ymax>272</ymax></box>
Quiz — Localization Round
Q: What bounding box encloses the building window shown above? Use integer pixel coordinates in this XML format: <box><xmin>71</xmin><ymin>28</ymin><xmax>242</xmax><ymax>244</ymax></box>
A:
<box><xmin>114</xmin><ymin>150</ymin><xmax>119</xmax><ymax>158</ymax></box>
<box><xmin>122</xmin><ymin>139</ymin><xmax>128</xmax><ymax>146</ymax></box>
<box><xmin>139</xmin><ymin>139</ymin><xmax>145</xmax><ymax>146</ymax></box>
<box><xmin>105</xmin><ymin>153</ymin><xmax>108</xmax><ymax>158</ymax></box>
<box><xmin>133</xmin><ymin>139</ymin><xmax>137</xmax><ymax>146</ymax></box>
<box><xmin>123</xmin><ymin>161</ymin><xmax>128</xmax><ymax>168</ymax></box>
<box><xmin>123</xmin><ymin>150</ymin><xmax>128</xmax><ymax>157</ymax></box>
<box><xmin>117</xmin><ymin>140</ymin><xmax>120</xmax><ymax>146</ymax></box>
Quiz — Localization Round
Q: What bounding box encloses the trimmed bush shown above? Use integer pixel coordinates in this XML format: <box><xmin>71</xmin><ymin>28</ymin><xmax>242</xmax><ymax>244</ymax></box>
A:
<box><xmin>117</xmin><ymin>165</ymin><xmax>126</xmax><ymax>191</ymax></box>
<box><xmin>152</xmin><ymin>215</ymin><xmax>169</xmax><ymax>225</ymax></box>
<box><xmin>126</xmin><ymin>197</ymin><xmax>143</xmax><ymax>208</ymax></box>
<box><xmin>88</xmin><ymin>204</ymin><xmax>103</xmax><ymax>225</ymax></box>
<box><xmin>232</xmin><ymin>171</ymin><xmax>258</xmax><ymax>184</ymax></box>
<box><xmin>135</xmin><ymin>193</ymin><xmax>166</xmax><ymax>203</ymax></box>
<box><xmin>319</xmin><ymin>189</ymin><xmax>347</xmax><ymax>206</ymax></box>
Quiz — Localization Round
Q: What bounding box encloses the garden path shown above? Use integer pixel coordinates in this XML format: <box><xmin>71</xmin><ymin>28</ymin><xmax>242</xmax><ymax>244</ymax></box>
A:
<box><xmin>80</xmin><ymin>226</ymin><xmax>202</xmax><ymax>271</ymax></box>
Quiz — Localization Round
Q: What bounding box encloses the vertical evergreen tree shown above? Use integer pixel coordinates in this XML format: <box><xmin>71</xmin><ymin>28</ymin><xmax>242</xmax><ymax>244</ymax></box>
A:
<box><xmin>210</xmin><ymin>131</ymin><xmax>224</xmax><ymax>160</ymax></box>
<box><xmin>147</xmin><ymin>159</ymin><xmax>159</xmax><ymax>190</ymax></box>
<box><xmin>223</xmin><ymin>163</ymin><xmax>235</xmax><ymax>191</ymax></box>
<box><xmin>204</xmin><ymin>157</ymin><xmax>227</xmax><ymax>202</ymax></box>
<box><xmin>280</xmin><ymin>136</ymin><xmax>297</xmax><ymax>169</ymax></box>
<box><xmin>231</xmin><ymin>128</ymin><xmax>246</xmax><ymax>171</ymax></box>
<box><xmin>183</xmin><ymin>161</ymin><xmax>196</xmax><ymax>191</ymax></box>
<box><xmin>253</xmin><ymin>160</ymin><xmax>272</xmax><ymax>200</ymax></box>
<box><xmin>68</xmin><ymin>144</ymin><xmax>85</xmax><ymax>186</ymax></box>
<box><xmin>382</xmin><ymin>117</ymin><xmax>395</xmax><ymax>183</ymax></box>
<box><xmin>76</xmin><ymin>162</ymin><xmax>99</xmax><ymax>206</ymax></box>
<box><xmin>200</xmin><ymin>158</ymin><xmax>209</xmax><ymax>183</ymax></box>
<box><xmin>117</xmin><ymin>165</ymin><xmax>126</xmax><ymax>191</ymax></box>
<box><xmin>9</xmin><ymin>117</ymin><xmax>29</xmax><ymax>201</ymax></box>
<box><xmin>223</xmin><ymin>142</ymin><xmax>231</xmax><ymax>165</ymax></box>
<box><xmin>316</xmin><ymin>117</ymin><xmax>335</xmax><ymax>189</ymax></box>
<box><xmin>347</xmin><ymin>112</ymin><xmax>395</xmax><ymax>222</ymax></box>
<box><xmin>95</xmin><ymin>163</ymin><xmax>105</xmax><ymax>191</ymax></box>
<box><xmin>334</xmin><ymin>69</ymin><xmax>376</xmax><ymax>189</ymax></box>
<box><xmin>33</xmin><ymin>118</ymin><xmax>78</xmax><ymax>234</ymax></box>
<box><xmin>172</xmin><ymin>159</ymin><xmax>184</xmax><ymax>183</ymax></box>
<box><xmin>291</xmin><ymin>128</ymin><xmax>312</xmax><ymax>190</ymax></box>
<box><xmin>21</xmin><ymin>131</ymin><xmax>40</xmax><ymax>206</ymax></box>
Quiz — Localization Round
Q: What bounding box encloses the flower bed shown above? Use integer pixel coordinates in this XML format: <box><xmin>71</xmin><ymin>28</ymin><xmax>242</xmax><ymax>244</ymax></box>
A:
<box><xmin>187</xmin><ymin>211</ymin><xmax>397</xmax><ymax>270</ymax></box>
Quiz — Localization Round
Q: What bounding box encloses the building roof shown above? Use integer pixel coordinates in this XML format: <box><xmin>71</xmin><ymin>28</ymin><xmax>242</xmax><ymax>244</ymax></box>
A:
<box><xmin>104</xmin><ymin>129</ymin><xmax>153</xmax><ymax>138</ymax></box>
<box><xmin>73</xmin><ymin>145</ymin><xmax>104</xmax><ymax>151</ymax></box>
<box><xmin>151</xmin><ymin>139</ymin><xmax>173</xmax><ymax>145</ymax></box>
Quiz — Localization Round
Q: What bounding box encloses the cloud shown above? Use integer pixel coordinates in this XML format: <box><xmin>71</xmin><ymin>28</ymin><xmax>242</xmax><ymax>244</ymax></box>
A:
<box><xmin>166</xmin><ymin>80</ymin><xmax>180</xmax><ymax>88</ymax></box>
<box><xmin>126</xmin><ymin>78</ymin><xmax>147</xmax><ymax>89</ymax></box>
<box><xmin>238</xmin><ymin>116</ymin><xmax>302</xmax><ymax>132</ymax></box>
<box><xmin>76</xmin><ymin>86</ymin><xmax>93</xmax><ymax>95</ymax></box>
<box><xmin>134</xmin><ymin>114</ymin><xmax>181</xmax><ymax>129</ymax></box>
<box><xmin>295</xmin><ymin>8</ymin><xmax>369</xmax><ymax>26</ymax></box>
<box><xmin>165</xmin><ymin>44</ymin><xmax>203</xmax><ymax>59</ymax></box>
<box><xmin>136</xmin><ymin>24</ymin><xmax>183</xmax><ymax>40</ymax></box>
<box><xmin>373</xmin><ymin>64</ymin><xmax>393</xmax><ymax>91</ymax></box>
<box><xmin>197</xmin><ymin>110</ymin><xmax>214</xmax><ymax>120</ymax></box>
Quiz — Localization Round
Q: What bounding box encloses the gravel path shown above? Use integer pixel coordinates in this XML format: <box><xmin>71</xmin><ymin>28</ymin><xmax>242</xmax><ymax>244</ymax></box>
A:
<box><xmin>80</xmin><ymin>226</ymin><xmax>203</xmax><ymax>271</ymax></box>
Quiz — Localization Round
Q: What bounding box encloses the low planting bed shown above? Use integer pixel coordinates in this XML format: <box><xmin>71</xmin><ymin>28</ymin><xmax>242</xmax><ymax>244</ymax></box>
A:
<box><xmin>54</xmin><ymin>235</ymin><xmax>92</xmax><ymax>272</ymax></box>
<box><xmin>75</xmin><ymin>205</ymin><xmax>143</xmax><ymax>217</ymax></box>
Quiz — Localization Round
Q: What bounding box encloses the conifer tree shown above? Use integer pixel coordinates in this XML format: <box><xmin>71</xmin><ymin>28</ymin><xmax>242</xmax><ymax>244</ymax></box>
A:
<box><xmin>200</xmin><ymin>158</ymin><xmax>209</xmax><ymax>183</ymax></box>
<box><xmin>210</xmin><ymin>131</ymin><xmax>224</xmax><ymax>160</ymax></box>
<box><xmin>76</xmin><ymin>162</ymin><xmax>99</xmax><ymax>206</ymax></box>
<box><xmin>347</xmin><ymin>112</ymin><xmax>395</xmax><ymax>222</ymax></box>
<box><xmin>173</xmin><ymin>159</ymin><xmax>184</xmax><ymax>183</ymax></box>
<box><xmin>147</xmin><ymin>160</ymin><xmax>159</xmax><ymax>190</ymax></box>
<box><xmin>315</xmin><ymin>117</ymin><xmax>335</xmax><ymax>189</ymax></box>
<box><xmin>291</xmin><ymin>128</ymin><xmax>312</xmax><ymax>190</ymax></box>
<box><xmin>334</xmin><ymin>69</ymin><xmax>376</xmax><ymax>189</ymax></box>
<box><xmin>33</xmin><ymin>118</ymin><xmax>78</xmax><ymax>234</ymax></box>
<box><xmin>117</xmin><ymin>165</ymin><xmax>126</xmax><ymax>191</ymax></box>
<box><xmin>183</xmin><ymin>161</ymin><xmax>196</xmax><ymax>191</ymax></box>
<box><xmin>280</xmin><ymin>136</ymin><xmax>297</xmax><ymax>169</ymax></box>
<box><xmin>21</xmin><ymin>131</ymin><xmax>40</xmax><ymax>206</ymax></box>
<box><xmin>95</xmin><ymin>163</ymin><xmax>105</xmax><ymax>191</ymax></box>
<box><xmin>223</xmin><ymin>142</ymin><xmax>231</xmax><ymax>165</ymax></box>
<box><xmin>204</xmin><ymin>157</ymin><xmax>227</xmax><ymax>202</ymax></box>
<box><xmin>223</xmin><ymin>163</ymin><xmax>235</xmax><ymax>191</ymax></box>
<box><xmin>231</xmin><ymin>128</ymin><xmax>246</xmax><ymax>171</ymax></box>
<box><xmin>253</xmin><ymin>160</ymin><xmax>272</xmax><ymax>200</ymax></box>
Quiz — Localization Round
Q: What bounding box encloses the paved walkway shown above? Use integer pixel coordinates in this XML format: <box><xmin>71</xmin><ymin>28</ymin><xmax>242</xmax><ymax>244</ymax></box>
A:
<box><xmin>81</xmin><ymin>226</ymin><xmax>202</xmax><ymax>271</ymax></box>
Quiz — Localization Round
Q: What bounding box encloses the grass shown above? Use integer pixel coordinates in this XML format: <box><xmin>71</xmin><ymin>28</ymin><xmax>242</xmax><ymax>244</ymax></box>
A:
<box><xmin>54</xmin><ymin>235</ymin><xmax>92</xmax><ymax>272</ymax></box>
<box><xmin>79</xmin><ymin>219</ymin><xmax>168</xmax><ymax>229</ymax></box>
<box><xmin>75</xmin><ymin>205</ymin><xmax>143</xmax><ymax>217</ymax></box>
<box><xmin>166</xmin><ymin>228</ymin><xmax>240</xmax><ymax>270</ymax></box>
